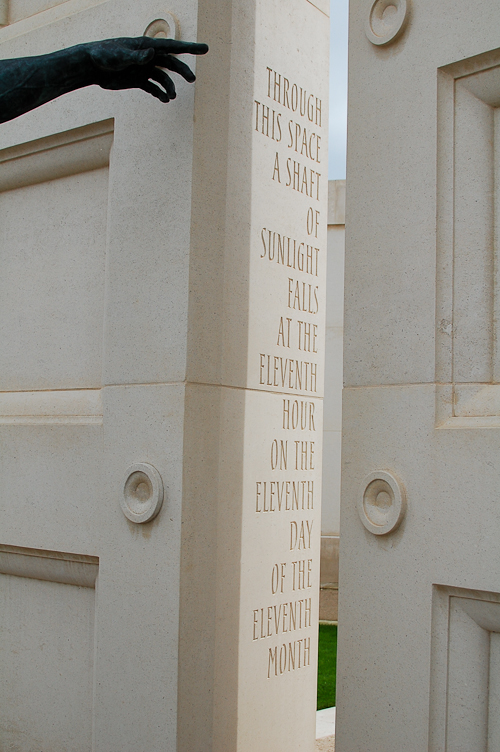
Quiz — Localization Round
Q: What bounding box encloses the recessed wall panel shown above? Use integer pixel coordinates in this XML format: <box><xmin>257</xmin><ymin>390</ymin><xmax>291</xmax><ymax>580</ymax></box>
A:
<box><xmin>8</xmin><ymin>0</ymin><xmax>69</xmax><ymax>24</ymax></box>
<box><xmin>0</xmin><ymin>167</ymin><xmax>108</xmax><ymax>391</ymax></box>
<box><xmin>436</xmin><ymin>52</ymin><xmax>500</xmax><ymax>426</ymax></box>
<box><xmin>0</xmin><ymin>573</ymin><xmax>95</xmax><ymax>752</ymax></box>
<box><xmin>429</xmin><ymin>586</ymin><xmax>500</xmax><ymax>752</ymax></box>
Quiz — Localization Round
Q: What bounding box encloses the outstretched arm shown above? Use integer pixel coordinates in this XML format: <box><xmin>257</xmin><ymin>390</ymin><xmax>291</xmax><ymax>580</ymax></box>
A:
<box><xmin>0</xmin><ymin>36</ymin><xmax>208</xmax><ymax>124</ymax></box>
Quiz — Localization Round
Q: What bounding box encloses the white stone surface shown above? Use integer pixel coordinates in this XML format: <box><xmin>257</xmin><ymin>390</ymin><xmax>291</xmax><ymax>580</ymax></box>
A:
<box><xmin>0</xmin><ymin>167</ymin><xmax>108</xmax><ymax>391</ymax></box>
<box><xmin>364</xmin><ymin>0</ymin><xmax>410</xmax><ymax>47</ymax></box>
<box><xmin>0</xmin><ymin>0</ymin><xmax>329</xmax><ymax>750</ymax></box>
<box><xmin>321</xmin><ymin>184</ymin><xmax>345</xmax><ymax>536</ymax></box>
<box><xmin>315</xmin><ymin>737</ymin><xmax>335</xmax><ymax>752</ymax></box>
<box><xmin>0</xmin><ymin>574</ymin><xmax>95</xmax><ymax>752</ymax></box>
<box><xmin>0</xmin><ymin>2</ymin><xmax>199</xmax><ymax>751</ymax></box>
<box><xmin>357</xmin><ymin>470</ymin><xmax>406</xmax><ymax>536</ymax></box>
<box><xmin>178</xmin><ymin>3</ymin><xmax>329</xmax><ymax>749</ymax></box>
<box><xmin>338</xmin><ymin>2</ymin><xmax>500</xmax><ymax>751</ymax></box>
<box><xmin>8</xmin><ymin>0</ymin><xmax>68</xmax><ymax>24</ymax></box>
<box><xmin>316</xmin><ymin>706</ymin><xmax>336</xmax><ymax>739</ymax></box>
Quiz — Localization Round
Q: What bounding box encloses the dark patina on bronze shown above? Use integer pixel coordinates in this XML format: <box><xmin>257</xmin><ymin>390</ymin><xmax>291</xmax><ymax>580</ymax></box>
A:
<box><xmin>0</xmin><ymin>36</ymin><xmax>208</xmax><ymax>124</ymax></box>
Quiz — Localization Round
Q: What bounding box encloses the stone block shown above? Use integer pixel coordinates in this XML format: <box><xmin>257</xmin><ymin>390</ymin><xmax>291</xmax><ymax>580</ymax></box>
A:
<box><xmin>0</xmin><ymin>0</ymin><xmax>329</xmax><ymax>750</ymax></box>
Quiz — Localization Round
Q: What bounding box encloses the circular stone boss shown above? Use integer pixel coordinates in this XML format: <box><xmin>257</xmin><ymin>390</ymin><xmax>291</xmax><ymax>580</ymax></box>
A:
<box><xmin>358</xmin><ymin>470</ymin><xmax>407</xmax><ymax>535</ymax></box>
<box><xmin>365</xmin><ymin>0</ymin><xmax>410</xmax><ymax>46</ymax></box>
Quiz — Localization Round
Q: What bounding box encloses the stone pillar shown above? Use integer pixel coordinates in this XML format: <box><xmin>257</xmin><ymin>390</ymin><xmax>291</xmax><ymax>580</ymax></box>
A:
<box><xmin>0</xmin><ymin>1</ymin><xmax>328</xmax><ymax>751</ymax></box>
<box><xmin>320</xmin><ymin>180</ymin><xmax>345</xmax><ymax>624</ymax></box>
<box><xmin>338</xmin><ymin>1</ymin><xmax>500</xmax><ymax>751</ymax></box>
<box><xmin>178</xmin><ymin>1</ymin><xmax>329</xmax><ymax>750</ymax></box>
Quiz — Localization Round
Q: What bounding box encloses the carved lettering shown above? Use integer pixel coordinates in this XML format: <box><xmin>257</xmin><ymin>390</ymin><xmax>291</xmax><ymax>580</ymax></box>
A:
<box><xmin>255</xmin><ymin>480</ymin><xmax>314</xmax><ymax>513</ymax></box>
<box><xmin>287</xmin><ymin>119</ymin><xmax>321</xmax><ymax>163</ymax></box>
<box><xmin>260</xmin><ymin>227</ymin><xmax>320</xmax><ymax>277</ymax></box>
<box><xmin>256</xmin><ymin>597</ymin><xmax>313</xmax><ymax>642</ymax></box>
<box><xmin>254</xmin><ymin>100</ymin><xmax>282</xmax><ymax>142</ymax></box>
<box><xmin>290</xmin><ymin>519</ymin><xmax>313</xmax><ymax>550</ymax></box>
<box><xmin>291</xmin><ymin>558</ymin><xmax>313</xmax><ymax>591</ymax></box>
<box><xmin>282</xmin><ymin>399</ymin><xmax>316</xmax><ymax>431</ymax></box>
<box><xmin>287</xmin><ymin>278</ymin><xmax>319</xmax><ymax>314</ymax></box>
<box><xmin>253</xmin><ymin>64</ymin><xmax>323</xmax><ymax>682</ymax></box>
<box><xmin>276</xmin><ymin>316</ymin><xmax>292</xmax><ymax>347</ymax></box>
<box><xmin>266</xmin><ymin>66</ymin><xmax>322</xmax><ymax>126</ymax></box>
<box><xmin>271</xmin><ymin>562</ymin><xmax>287</xmax><ymax>595</ymax></box>
<box><xmin>270</xmin><ymin>439</ymin><xmax>288</xmax><ymax>470</ymax></box>
<box><xmin>297</xmin><ymin>321</ymin><xmax>318</xmax><ymax>353</ymax></box>
<box><xmin>272</xmin><ymin>152</ymin><xmax>281</xmax><ymax>183</ymax></box>
<box><xmin>285</xmin><ymin>158</ymin><xmax>321</xmax><ymax>200</ymax></box>
<box><xmin>267</xmin><ymin>636</ymin><xmax>311</xmax><ymax>677</ymax></box>
<box><xmin>294</xmin><ymin>440</ymin><xmax>314</xmax><ymax>470</ymax></box>
<box><xmin>259</xmin><ymin>353</ymin><xmax>318</xmax><ymax>393</ymax></box>
<box><xmin>306</xmin><ymin>207</ymin><xmax>320</xmax><ymax>238</ymax></box>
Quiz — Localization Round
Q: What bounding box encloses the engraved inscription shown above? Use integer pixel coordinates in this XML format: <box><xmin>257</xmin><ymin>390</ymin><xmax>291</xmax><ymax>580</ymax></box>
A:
<box><xmin>255</xmin><ymin>480</ymin><xmax>314</xmax><ymax>513</ymax></box>
<box><xmin>259</xmin><ymin>354</ymin><xmax>317</xmax><ymax>392</ymax></box>
<box><xmin>254</xmin><ymin>597</ymin><xmax>312</xmax><ymax>640</ymax></box>
<box><xmin>260</xmin><ymin>228</ymin><xmax>320</xmax><ymax>276</ymax></box>
<box><xmin>290</xmin><ymin>520</ymin><xmax>313</xmax><ymax>550</ymax></box>
<box><xmin>250</xmin><ymin>61</ymin><xmax>324</xmax><ymax>679</ymax></box>
<box><xmin>267</xmin><ymin>638</ymin><xmax>311</xmax><ymax>678</ymax></box>
<box><xmin>283</xmin><ymin>400</ymin><xmax>316</xmax><ymax>431</ymax></box>
<box><xmin>266</xmin><ymin>67</ymin><xmax>322</xmax><ymax>126</ymax></box>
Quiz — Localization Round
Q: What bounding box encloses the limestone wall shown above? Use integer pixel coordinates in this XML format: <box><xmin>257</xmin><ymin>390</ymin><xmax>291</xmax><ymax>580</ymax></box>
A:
<box><xmin>320</xmin><ymin>179</ymin><xmax>345</xmax><ymax>623</ymax></box>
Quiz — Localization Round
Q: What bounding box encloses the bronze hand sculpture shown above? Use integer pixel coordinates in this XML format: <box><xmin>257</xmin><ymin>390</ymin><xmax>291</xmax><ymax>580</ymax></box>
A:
<box><xmin>0</xmin><ymin>36</ymin><xmax>208</xmax><ymax>124</ymax></box>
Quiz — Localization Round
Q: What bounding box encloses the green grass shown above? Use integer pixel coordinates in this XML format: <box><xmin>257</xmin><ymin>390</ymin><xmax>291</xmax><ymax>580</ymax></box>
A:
<box><xmin>317</xmin><ymin>623</ymin><xmax>337</xmax><ymax>710</ymax></box>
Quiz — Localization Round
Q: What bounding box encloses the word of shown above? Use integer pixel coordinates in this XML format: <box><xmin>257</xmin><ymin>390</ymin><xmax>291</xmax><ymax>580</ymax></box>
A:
<box><xmin>271</xmin><ymin>562</ymin><xmax>287</xmax><ymax>594</ymax></box>
<box><xmin>306</xmin><ymin>207</ymin><xmax>321</xmax><ymax>238</ymax></box>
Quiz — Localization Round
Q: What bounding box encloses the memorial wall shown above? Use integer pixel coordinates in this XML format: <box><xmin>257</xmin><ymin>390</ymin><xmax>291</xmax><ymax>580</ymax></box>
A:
<box><xmin>179</xmin><ymin>1</ymin><xmax>328</xmax><ymax>750</ymax></box>
<box><xmin>249</xmin><ymin>61</ymin><xmax>325</xmax><ymax>682</ymax></box>
<box><xmin>0</xmin><ymin>1</ymin><xmax>328</xmax><ymax>751</ymax></box>
<box><xmin>338</xmin><ymin>1</ymin><xmax>500</xmax><ymax>751</ymax></box>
